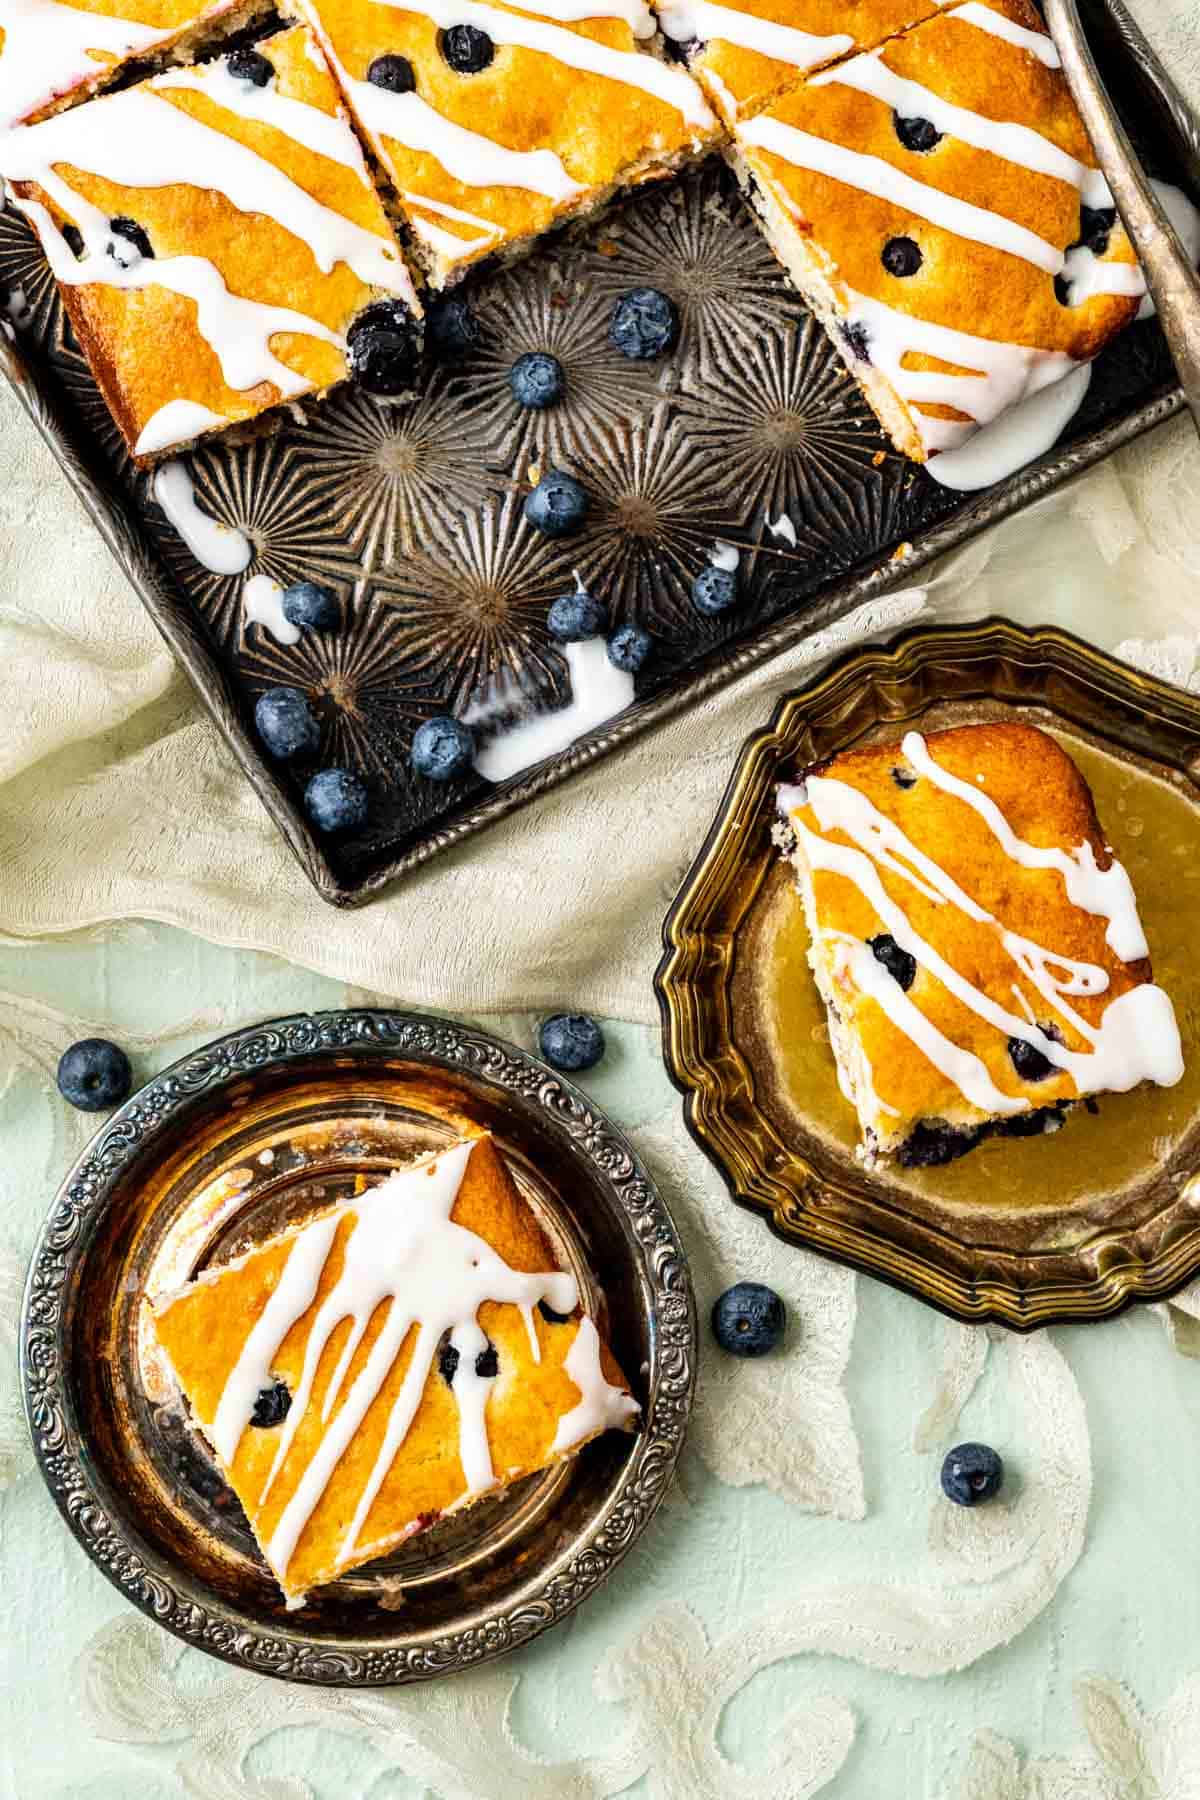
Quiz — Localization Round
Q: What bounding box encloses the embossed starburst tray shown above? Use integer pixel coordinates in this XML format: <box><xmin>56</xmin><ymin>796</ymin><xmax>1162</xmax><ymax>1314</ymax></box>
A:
<box><xmin>20</xmin><ymin>1008</ymin><xmax>694</xmax><ymax>1683</ymax></box>
<box><xmin>2</xmin><ymin>4</ymin><xmax>1198</xmax><ymax>903</ymax></box>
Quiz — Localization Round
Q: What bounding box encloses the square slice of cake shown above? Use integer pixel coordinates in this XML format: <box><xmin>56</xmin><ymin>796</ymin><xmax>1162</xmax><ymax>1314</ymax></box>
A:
<box><xmin>730</xmin><ymin>0</ymin><xmax>1144</xmax><ymax>461</ymax></box>
<box><xmin>777</xmin><ymin>722</ymin><xmax>1183</xmax><ymax>1167</ymax></box>
<box><xmin>152</xmin><ymin>1132</ymin><xmax>639</xmax><ymax>1606</ymax></box>
<box><xmin>291</xmin><ymin>0</ymin><xmax>719</xmax><ymax>286</ymax></box>
<box><xmin>2</xmin><ymin>23</ymin><xmax>422</xmax><ymax>462</ymax></box>
<box><xmin>0</xmin><ymin>0</ymin><xmax>275</xmax><ymax>128</ymax></box>
<box><xmin>650</xmin><ymin>0</ymin><xmax>942</xmax><ymax>129</ymax></box>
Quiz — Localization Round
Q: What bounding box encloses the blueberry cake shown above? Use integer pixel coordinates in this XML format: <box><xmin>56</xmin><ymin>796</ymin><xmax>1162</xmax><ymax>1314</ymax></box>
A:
<box><xmin>290</xmin><ymin>0</ymin><xmax>719</xmax><ymax>285</ymax></box>
<box><xmin>776</xmin><ymin>723</ymin><xmax>1183</xmax><ymax>1167</ymax></box>
<box><xmin>730</xmin><ymin>0</ymin><xmax>1144</xmax><ymax>459</ymax></box>
<box><xmin>152</xmin><ymin>1132</ymin><xmax>639</xmax><ymax>1605</ymax></box>
<box><xmin>4</xmin><ymin>23</ymin><xmax>422</xmax><ymax>462</ymax></box>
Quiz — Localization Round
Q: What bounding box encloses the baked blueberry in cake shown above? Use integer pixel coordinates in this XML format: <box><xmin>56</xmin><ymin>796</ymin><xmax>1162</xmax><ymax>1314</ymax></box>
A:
<box><xmin>730</xmin><ymin>0</ymin><xmax>1144</xmax><ymax>461</ymax></box>
<box><xmin>2</xmin><ymin>23</ymin><xmax>422</xmax><ymax>461</ymax></box>
<box><xmin>776</xmin><ymin>722</ymin><xmax>1184</xmax><ymax>1167</ymax></box>
<box><xmin>152</xmin><ymin>1132</ymin><xmax>639</xmax><ymax>1605</ymax></box>
<box><xmin>291</xmin><ymin>0</ymin><xmax>719</xmax><ymax>285</ymax></box>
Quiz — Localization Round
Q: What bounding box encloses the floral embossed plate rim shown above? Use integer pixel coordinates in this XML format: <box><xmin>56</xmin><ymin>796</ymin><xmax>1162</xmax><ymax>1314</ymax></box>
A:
<box><xmin>20</xmin><ymin>1008</ymin><xmax>694</xmax><ymax>1684</ymax></box>
<box><xmin>655</xmin><ymin>619</ymin><xmax>1200</xmax><ymax>1330</ymax></box>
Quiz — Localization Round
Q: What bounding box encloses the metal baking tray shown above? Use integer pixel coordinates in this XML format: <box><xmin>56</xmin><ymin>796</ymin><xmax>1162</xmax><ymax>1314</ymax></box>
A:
<box><xmin>2</xmin><ymin>0</ymin><xmax>1195</xmax><ymax>906</ymax></box>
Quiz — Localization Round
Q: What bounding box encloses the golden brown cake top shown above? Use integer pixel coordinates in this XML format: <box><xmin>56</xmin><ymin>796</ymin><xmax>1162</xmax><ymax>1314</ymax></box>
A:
<box><xmin>781</xmin><ymin>722</ymin><xmax>1183</xmax><ymax>1135</ymax></box>
<box><xmin>153</xmin><ymin>1133</ymin><xmax>638</xmax><ymax>1603</ymax></box>
<box><xmin>295</xmin><ymin>0</ymin><xmax>716</xmax><ymax>280</ymax></box>
<box><xmin>2</xmin><ymin>23</ymin><xmax>417</xmax><ymax>459</ymax></box>
<box><xmin>734</xmin><ymin>0</ymin><xmax>1141</xmax><ymax>447</ymax></box>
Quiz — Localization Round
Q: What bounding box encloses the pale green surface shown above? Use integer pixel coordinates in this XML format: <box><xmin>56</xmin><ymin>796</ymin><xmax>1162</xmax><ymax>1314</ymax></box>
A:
<box><xmin>3</xmin><ymin>924</ymin><xmax>1200</xmax><ymax>1799</ymax></box>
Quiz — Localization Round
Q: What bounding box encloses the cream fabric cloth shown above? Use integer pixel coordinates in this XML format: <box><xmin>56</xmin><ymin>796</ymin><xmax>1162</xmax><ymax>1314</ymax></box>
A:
<box><xmin>3</xmin><ymin>0</ymin><xmax>1200</xmax><ymax>1022</ymax></box>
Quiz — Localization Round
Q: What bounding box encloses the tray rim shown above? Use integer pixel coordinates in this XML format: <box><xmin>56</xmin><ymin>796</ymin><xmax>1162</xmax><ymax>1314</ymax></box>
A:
<box><xmin>0</xmin><ymin>223</ymin><xmax>1187</xmax><ymax>907</ymax></box>
<box><xmin>653</xmin><ymin>616</ymin><xmax>1200</xmax><ymax>1332</ymax></box>
<box><xmin>19</xmin><ymin>1005</ymin><xmax>696</xmax><ymax>1685</ymax></box>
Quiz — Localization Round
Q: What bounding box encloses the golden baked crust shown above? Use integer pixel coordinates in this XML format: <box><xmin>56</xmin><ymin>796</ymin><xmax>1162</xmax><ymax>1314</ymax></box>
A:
<box><xmin>731</xmin><ymin>0</ymin><xmax>1141</xmax><ymax>460</ymax></box>
<box><xmin>8</xmin><ymin>23</ymin><xmax>419</xmax><ymax>463</ymax></box>
<box><xmin>152</xmin><ymin>1131</ymin><xmax>638</xmax><ymax>1604</ymax></box>
<box><xmin>292</xmin><ymin>0</ymin><xmax>718</xmax><ymax>284</ymax></box>
<box><xmin>779</xmin><ymin>722</ymin><xmax>1178</xmax><ymax>1164</ymax></box>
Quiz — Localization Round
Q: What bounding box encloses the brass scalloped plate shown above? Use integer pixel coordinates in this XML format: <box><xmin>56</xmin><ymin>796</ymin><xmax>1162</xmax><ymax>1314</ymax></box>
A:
<box><xmin>20</xmin><ymin>1009</ymin><xmax>694</xmax><ymax>1684</ymax></box>
<box><xmin>655</xmin><ymin>620</ymin><xmax>1200</xmax><ymax>1329</ymax></box>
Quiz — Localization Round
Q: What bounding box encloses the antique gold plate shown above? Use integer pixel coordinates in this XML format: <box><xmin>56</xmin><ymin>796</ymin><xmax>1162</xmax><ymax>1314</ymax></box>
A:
<box><xmin>655</xmin><ymin>620</ymin><xmax>1200</xmax><ymax>1329</ymax></box>
<box><xmin>21</xmin><ymin>1010</ymin><xmax>694</xmax><ymax>1683</ymax></box>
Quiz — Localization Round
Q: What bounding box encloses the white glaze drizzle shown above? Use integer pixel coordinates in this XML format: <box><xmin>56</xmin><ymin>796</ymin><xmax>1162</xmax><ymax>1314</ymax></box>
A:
<box><xmin>709</xmin><ymin>539</ymin><xmax>739</xmax><ymax>570</ymax></box>
<box><xmin>549</xmin><ymin>1317</ymin><xmax>639</xmax><ymax>1454</ymax></box>
<box><xmin>1136</xmin><ymin>180</ymin><xmax>1200</xmax><ymax>319</ymax></box>
<box><xmin>243</xmin><ymin>573</ymin><xmax>300</xmax><ymax>644</ymax></box>
<box><xmin>153</xmin><ymin>57</ymin><xmax>373</xmax><ymax>175</ymax></box>
<box><xmin>654</xmin><ymin>0</ymin><xmax>850</xmax><ymax>77</ymax></box>
<box><xmin>517</xmin><ymin>0</ymin><xmax>656</xmax><ymax>35</ymax></box>
<box><xmin>243</xmin><ymin>1141</ymin><xmax>583</xmax><ymax>1582</ymax></box>
<box><xmin>948</xmin><ymin>0</ymin><xmax>1062</xmax><ymax>68</ymax></box>
<box><xmin>135</xmin><ymin>398</ymin><xmax>234</xmax><ymax>458</ymax></box>
<box><xmin>474</xmin><ymin>638</ymin><xmax>634</xmax><ymax>783</ymax></box>
<box><xmin>767</xmin><ymin>512</ymin><xmax>797</xmax><ymax>546</ymax></box>
<box><xmin>400</xmin><ymin>188</ymin><xmax>504</xmax><ymax>256</ymax></box>
<box><xmin>0</xmin><ymin>0</ymin><xmax>169</xmax><ymax>128</ymax></box>
<box><xmin>924</xmin><ymin>361</ymin><xmax>1091</xmax><ymax>489</ymax></box>
<box><xmin>152</xmin><ymin>460</ymin><xmax>252</xmax><ymax>574</ymax></box>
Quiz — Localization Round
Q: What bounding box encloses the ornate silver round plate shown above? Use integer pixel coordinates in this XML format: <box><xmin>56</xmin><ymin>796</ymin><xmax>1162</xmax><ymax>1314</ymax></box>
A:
<box><xmin>20</xmin><ymin>1009</ymin><xmax>693</xmax><ymax>1685</ymax></box>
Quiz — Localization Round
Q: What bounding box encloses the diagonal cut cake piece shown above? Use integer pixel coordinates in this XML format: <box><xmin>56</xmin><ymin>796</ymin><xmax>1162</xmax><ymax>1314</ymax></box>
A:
<box><xmin>776</xmin><ymin>723</ymin><xmax>1184</xmax><ymax>1168</ymax></box>
<box><xmin>730</xmin><ymin>0</ymin><xmax>1143</xmax><ymax>461</ymax></box>
<box><xmin>152</xmin><ymin>1132</ymin><xmax>639</xmax><ymax>1606</ymax></box>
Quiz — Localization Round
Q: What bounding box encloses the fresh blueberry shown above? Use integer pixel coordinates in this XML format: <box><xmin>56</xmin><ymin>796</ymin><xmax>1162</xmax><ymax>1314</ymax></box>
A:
<box><xmin>227</xmin><ymin>47</ymin><xmax>273</xmax><ymax>86</ymax></box>
<box><xmin>547</xmin><ymin>587</ymin><xmax>605</xmax><ymax>641</ymax></box>
<box><xmin>108</xmin><ymin>216</ymin><xmax>153</xmax><ymax>265</ymax></box>
<box><xmin>367</xmin><ymin>52</ymin><xmax>416</xmax><ymax>93</ymax></box>
<box><xmin>538</xmin><ymin>1297</ymin><xmax>575</xmax><ymax>1324</ymax></box>
<box><xmin>304</xmin><ymin>767</ymin><xmax>369</xmax><ymax>833</ymax></box>
<box><xmin>440</xmin><ymin>23</ymin><xmax>494</xmax><ymax>71</ymax></box>
<box><xmin>894</xmin><ymin>111</ymin><xmax>942</xmax><ymax>153</ymax></box>
<box><xmin>255</xmin><ymin>687</ymin><xmax>320</xmax><ymax>760</ymax></box>
<box><xmin>691</xmin><ymin>565</ymin><xmax>737</xmax><ymax>616</ymax></box>
<box><xmin>281</xmin><ymin>580</ymin><xmax>339</xmax><ymax>631</ymax></box>
<box><xmin>57</xmin><ymin>1038</ymin><xmax>132</xmax><ymax>1112</ymax></box>
<box><xmin>607</xmin><ymin>624</ymin><xmax>651</xmax><ymax>673</ymax></box>
<box><xmin>892</xmin><ymin>765</ymin><xmax>918</xmax><ymax>789</ymax></box>
<box><xmin>62</xmin><ymin>223</ymin><xmax>85</xmax><ymax>258</ymax></box>
<box><xmin>524</xmin><ymin>468</ymin><xmax>588</xmax><ymax>538</ymax></box>
<box><xmin>250</xmin><ymin>1380</ymin><xmax>291</xmax><ymax>1427</ymax></box>
<box><xmin>346</xmin><ymin>298</ymin><xmax>422</xmax><ymax>396</ymax></box>
<box><xmin>711</xmin><ymin>1282</ymin><xmax>786</xmax><ymax>1358</ymax></box>
<box><xmin>609</xmin><ymin>287</ymin><xmax>679</xmax><ymax>359</ymax></box>
<box><xmin>869</xmin><ymin>933</ymin><xmax>917</xmax><ymax>991</ymax></box>
<box><xmin>940</xmin><ymin>1442</ymin><xmax>1004</xmax><ymax>1506</ymax></box>
<box><xmin>1007</xmin><ymin>1036</ymin><xmax>1056</xmax><ymax>1082</ymax></box>
<box><xmin>1079</xmin><ymin>204</ymin><xmax>1116</xmax><ymax>254</ymax></box>
<box><xmin>538</xmin><ymin>1012</ymin><xmax>605</xmax><ymax>1072</ymax></box>
<box><xmin>410</xmin><ymin>715</ymin><xmax>474</xmax><ymax>781</ymax></box>
<box><xmin>882</xmin><ymin>235</ymin><xmax>923</xmax><ymax>277</ymax></box>
<box><xmin>839</xmin><ymin>319</ymin><xmax>871</xmax><ymax>364</ymax></box>
<box><xmin>426</xmin><ymin>295</ymin><xmax>481</xmax><ymax>356</ymax></box>
<box><xmin>510</xmin><ymin>350</ymin><xmax>565</xmax><ymax>410</ymax></box>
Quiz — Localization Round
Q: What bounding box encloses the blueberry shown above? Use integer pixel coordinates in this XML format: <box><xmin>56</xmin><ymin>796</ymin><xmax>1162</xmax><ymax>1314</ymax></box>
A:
<box><xmin>996</xmin><ymin>1102</ymin><xmax>1067</xmax><ymax>1139</ymax></box>
<box><xmin>57</xmin><ymin>1038</ymin><xmax>132</xmax><ymax>1112</ymax></box>
<box><xmin>892</xmin><ymin>765</ymin><xmax>917</xmax><ymax>789</ymax></box>
<box><xmin>609</xmin><ymin>287</ymin><xmax>679</xmax><ymax>359</ymax></box>
<box><xmin>255</xmin><ymin>687</ymin><xmax>320</xmax><ymax>760</ymax></box>
<box><xmin>1054</xmin><ymin>272</ymin><xmax>1074</xmax><ymax>307</ymax></box>
<box><xmin>510</xmin><ymin>350</ymin><xmax>565</xmax><ymax>410</ymax></box>
<box><xmin>227</xmin><ymin>47</ymin><xmax>273</xmax><ymax>86</ymax></box>
<box><xmin>547</xmin><ymin>587</ymin><xmax>605</xmax><ymax>641</ymax></box>
<box><xmin>1079</xmin><ymin>204</ymin><xmax>1116</xmax><ymax>254</ymax></box>
<box><xmin>894</xmin><ymin>111</ymin><xmax>942</xmax><ymax>153</ymax></box>
<box><xmin>304</xmin><ymin>767</ymin><xmax>369</xmax><ymax>833</ymax></box>
<box><xmin>1007</xmin><ymin>1036</ymin><xmax>1056</xmax><ymax>1082</ymax></box>
<box><xmin>869</xmin><ymin>933</ymin><xmax>917</xmax><ymax>991</ymax></box>
<box><xmin>882</xmin><ymin>235</ymin><xmax>923</xmax><ymax>277</ymax></box>
<box><xmin>538</xmin><ymin>1012</ymin><xmax>605</xmax><ymax>1072</ymax></box>
<box><xmin>711</xmin><ymin>1282</ymin><xmax>786</xmax><ymax>1357</ymax></box>
<box><xmin>410</xmin><ymin>715</ymin><xmax>474</xmax><ymax>781</ymax></box>
<box><xmin>250</xmin><ymin>1380</ymin><xmax>291</xmax><ymax>1427</ymax></box>
<box><xmin>607</xmin><ymin>624</ymin><xmax>651</xmax><ymax>674</ymax></box>
<box><xmin>62</xmin><ymin>223</ymin><xmax>84</xmax><ymax>258</ymax></box>
<box><xmin>426</xmin><ymin>295</ymin><xmax>481</xmax><ymax>356</ymax></box>
<box><xmin>474</xmin><ymin>1341</ymin><xmax>499</xmax><ymax>1378</ymax></box>
<box><xmin>898</xmin><ymin>1121</ymin><xmax>978</xmax><ymax>1167</ymax></box>
<box><xmin>367</xmin><ymin>52</ymin><xmax>416</xmax><ymax>93</ymax></box>
<box><xmin>281</xmin><ymin>580</ymin><xmax>339</xmax><ymax>631</ymax></box>
<box><xmin>438</xmin><ymin>1337</ymin><xmax>460</xmax><ymax>1384</ymax></box>
<box><xmin>440</xmin><ymin>23</ymin><xmax>494</xmax><ymax>71</ymax></box>
<box><xmin>940</xmin><ymin>1442</ymin><xmax>1004</xmax><ymax>1506</ymax></box>
<box><xmin>347</xmin><ymin>298</ymin><xmax>422</xmax><ymax>397</ymax></box>
<box><xmin>108</xmin><ymin>216</ymin><xmax>152</xmax><ymax>265</ymax></box>
<box><xmin>524</xmin><ymin>468</ymin><xmax>588</xmax><ymax>538</ymax></box>
<box><xmin>437</xmin><ymin>1337</ymin><xmax>498</xmax><ymax>1381</ymax></box>
<box><xmin>839</xmin><ymin>319</ymin><xmax>871</xmax><ymax>364</ymax></box>
<box><xmin>538</xmin><ymin>1297</ymin><xmax>575</xmax><ymax>1324</ymax></box>
<box><xmin>691</xmin><ymin>565</ymin><xmax>737</xmax><ymax>616</ymax></box>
